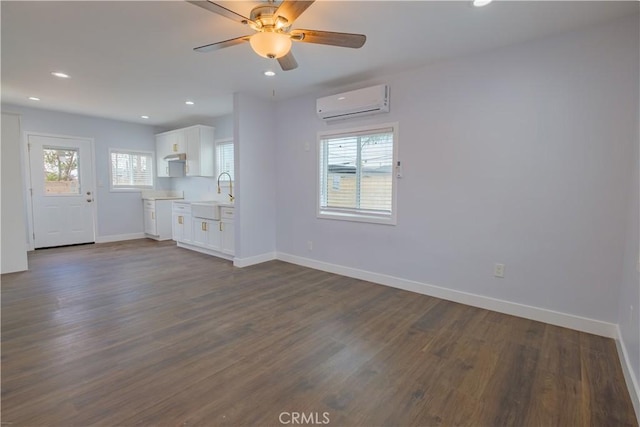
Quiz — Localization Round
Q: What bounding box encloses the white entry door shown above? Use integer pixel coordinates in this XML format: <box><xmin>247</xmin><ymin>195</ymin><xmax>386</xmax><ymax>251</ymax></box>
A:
<box><xmin>28</xmin><ymin>134</ymin><xmax>96</xmax><ymax>248</ymax></box>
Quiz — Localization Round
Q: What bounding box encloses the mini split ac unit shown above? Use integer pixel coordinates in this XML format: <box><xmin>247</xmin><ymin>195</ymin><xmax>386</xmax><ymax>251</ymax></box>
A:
<box><xmin>316</xmin><ymin>84</ymin><xmax>389</xmax><ymax>121</ymax></box>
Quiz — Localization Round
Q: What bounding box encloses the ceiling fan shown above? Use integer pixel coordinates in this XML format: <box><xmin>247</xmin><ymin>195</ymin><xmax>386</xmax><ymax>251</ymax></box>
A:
<box><xmin>187</xmin><ymin>0</ymin><xmax>366</xmax><ymax>71</ymax></box>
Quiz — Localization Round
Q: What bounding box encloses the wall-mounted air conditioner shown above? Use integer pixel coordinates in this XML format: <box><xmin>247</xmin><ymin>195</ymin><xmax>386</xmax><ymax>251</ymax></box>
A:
<box><xmin>317</xmin><ymin>84</ymin><xmax>389</xmax><ymax>121</ymax></box>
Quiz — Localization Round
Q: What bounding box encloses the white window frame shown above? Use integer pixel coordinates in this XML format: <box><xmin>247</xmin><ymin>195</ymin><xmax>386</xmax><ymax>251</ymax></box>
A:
<box><xmin>109</xmin><ymin>148</ymin><xmax>154</xmax><ymax>192</ymax></box>
<box><xmin>215</xmin><ymin>138</ymin><xmax>234</xmax><ymax>181</ymax></box>
<box><xmin>317</xmin><ymin>122</ymin><xmax>398</xmax><ymax>225</ymax></box>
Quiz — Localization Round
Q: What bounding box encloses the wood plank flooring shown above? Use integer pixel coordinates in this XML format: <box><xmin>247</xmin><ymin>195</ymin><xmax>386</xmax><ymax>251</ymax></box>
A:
<box><xmin>1</xmin><ymin>239</ymin><xmax>637</xmax><ymax>426</ymax></box>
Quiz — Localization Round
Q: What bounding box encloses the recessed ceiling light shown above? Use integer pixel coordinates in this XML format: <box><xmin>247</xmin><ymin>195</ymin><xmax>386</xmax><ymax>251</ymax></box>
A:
<box><xmin>264</xmin><ymin>70</ymin><xmax>276</xmax><ymax>77</ymax></box>
<box><xmin>28</xmin><ymin>96</ymin><xmax>41</xmax><ymax>101</ymax></box>
<box><xmin>473</xmin><ymin>0</ymin><xmax>492</xmax><ymax>6</ymax></box>
<box><xmin>141</xmin><ymin>115</ymin><xmax>150</xmax><ymax>119</ymax></box>
<box><xmin>51</xmin><ymin>71</ymin><xmax>70</xmax><ymax>78</ymax></box>
<box><xmin>185</xmin><ymin>101</ymin><xmax>195</xmax><ymax>105</ymax></box>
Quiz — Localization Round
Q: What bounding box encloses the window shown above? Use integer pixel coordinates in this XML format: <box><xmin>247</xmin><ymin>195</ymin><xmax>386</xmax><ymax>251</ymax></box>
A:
<box><xmin>318</xmin><ymin>123</ymin><xmax>398</xmax><ymax>224</ymax></box>
<box><xmin>43</xmin><ymin>147</ymin><xmax>80</xmax><ymax>195</ymax></box>
<box><xmin>109</xmin><ymin>149</ymin><xmax>153</xmax><ymax>190</ymax></box>
<box><xmin>216</xmin><ymin>138</ymin><xmax>234</xmax><ymax>180</ymax></box>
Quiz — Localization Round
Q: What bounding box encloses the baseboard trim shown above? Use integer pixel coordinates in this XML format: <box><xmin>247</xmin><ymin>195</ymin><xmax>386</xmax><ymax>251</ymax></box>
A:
<box><xmin>276</xmin><ymin>252</ymin><xmax>618</xmax><ymax>338</ymax></box>
<box><xmin>234</xmin><ymin>252</ymin><xmax>277</xmax><ymax>268</ymax></box>
<box><xmin>176</xmin><ymin>242</ymin><xmax>234</xmax><ymax>261</ymax></box>
<box><xmin>96</xmin><ymin>233</ymin><xmax>145</xmax><ymax>243</ymax></box>
<box><xmin>616</xmin><ymin>326</ymin><xmax>640</xmax><ymax>421</ymax></box>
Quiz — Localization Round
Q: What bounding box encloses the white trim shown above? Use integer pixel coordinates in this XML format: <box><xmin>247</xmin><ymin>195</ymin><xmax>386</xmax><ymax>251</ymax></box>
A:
<box><xmin>176</xmin><ymin>242</ymin><xmax>234</xmax><ymax>261</ymax></box>
<box><xmin>234</xmin><ymin>252</ymin><xmax>277</xmax><ymax>268</ymax></box>
<box><xmin>96</xmin><ymin>233</ymin><xmax>145</xmax><ymax>243</ymax></box>
<box><xmin>23</xmin><ymin>130</ymin><xmax>36</xmax><ymax>251</ymax></box>
<box><xmin>317</xmin><ymin>122</ymin><xmax>399</xmax><ymax>226</ymax></box>
<box><xmin>616</xmin><ymin>325</ymin><xmax>640</xmax><ymax>420</ymax></box>
<box><xmin>276</xmin><ymin>252</ymin><xmax>618</xmax><ymax>338</ymax></box>
<box><xmin>108</xmin><ymin>148</ymin><xmax>155</xmax><ymax>191</ymax></box>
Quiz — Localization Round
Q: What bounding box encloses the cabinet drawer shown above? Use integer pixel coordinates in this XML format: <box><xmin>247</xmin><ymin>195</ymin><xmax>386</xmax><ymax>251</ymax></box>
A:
<box><xmin>144</xmin><ymin>200</ymin><xmax>156</xmax><ymax>209</ymax></box>
<box><xmin>173</xmin><ymin>202</ymin><xmax>192</xmax><ymax>214</ymax></box>
<box><xmin>220</xmin><ymin>207</ymin><xmax>234</xmax><ymax>220</ymax></box>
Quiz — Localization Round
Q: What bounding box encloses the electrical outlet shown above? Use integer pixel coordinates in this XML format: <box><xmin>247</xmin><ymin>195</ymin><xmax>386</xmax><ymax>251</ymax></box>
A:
<box><xmin>307</xmin><ymin>241</ymin><xmax>313</xmax><ymax>251</ymax></box>
<box><xmin>494</xmin><ymin>263</ymin><xmax>505</xmax><ymax>278</ymax></box>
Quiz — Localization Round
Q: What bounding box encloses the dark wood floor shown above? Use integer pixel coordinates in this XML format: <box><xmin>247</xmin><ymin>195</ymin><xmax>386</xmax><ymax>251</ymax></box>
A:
<box><xmin>1</xmin><ymin>240</ymin><xmax>637</xmax><ymax>426</ymax></box>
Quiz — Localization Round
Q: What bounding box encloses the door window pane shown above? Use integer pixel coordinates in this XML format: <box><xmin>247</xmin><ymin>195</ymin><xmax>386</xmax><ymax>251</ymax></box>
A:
<box><xmin>43</xmin><ymin>147</ymin><xmax>80</xmax><ymax>195</ymax></box>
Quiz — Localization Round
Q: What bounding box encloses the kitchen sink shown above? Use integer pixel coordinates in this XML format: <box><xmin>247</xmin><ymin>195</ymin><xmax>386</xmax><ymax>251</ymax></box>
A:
<box><xmin>191</xmin><ymin>202</ymin><xmax>220</xmax><ymax>220</ymax></box>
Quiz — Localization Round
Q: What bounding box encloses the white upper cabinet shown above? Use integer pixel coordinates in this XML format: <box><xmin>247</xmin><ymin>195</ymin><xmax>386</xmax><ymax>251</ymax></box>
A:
<box><xmin>156</xmin><ymin>125</ymin><xmax>215</xmax><ymax>178</ymax></box>
<box><xmin>156</xmin><ymin>132</ymin><xmax>172</xmax><ymax>177</ymax></box>
<box><xmin>184</xmin><ymin>125</ymin><xmax>215</xmax><ymax>177</ymax></box>
<box><xmin>167</xmin><ymin>130</ymin><xmax>185</xmax><ymax>154</ymax></box>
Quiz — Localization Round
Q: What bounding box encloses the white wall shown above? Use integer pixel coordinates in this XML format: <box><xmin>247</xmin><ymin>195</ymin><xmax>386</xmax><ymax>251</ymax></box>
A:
<box><xmin>234</xmin><ymin>93</ymin><xmax>277</xmax><ymax>262</ymax></box>
<box><xmin>1</xmin><ymin>112</ymin><xmax>29</xmax><ymax>273</ymax></box>
<box><xmin>168</xmin><ymin>114</ymin><xmax>234</xmax><ymax>202</ymax></box>
<box><xmin>275</xmin><ymin>16</ymin><xmax>639</xmax><ymax>326</ymax></box>
<box><xmin>1</xmin><ymin>104</ymin><xmax>160</xmax><ymax>241</ymax></box>
<box><xmin>618</xmin><ymin>123</ymin><xmax>640</xmax><ymax>410</ymax></box>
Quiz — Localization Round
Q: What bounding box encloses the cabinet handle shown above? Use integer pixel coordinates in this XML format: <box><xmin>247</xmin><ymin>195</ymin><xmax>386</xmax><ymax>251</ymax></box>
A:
<box><xmin>219</xmin><ymin>222</ymin><xmax>223</xmax><ymax>232</ymax></box>
<box><xmin>151</xmin><ymin>212</ymin><xmax>155</xmax><ymax>220</ymax></box>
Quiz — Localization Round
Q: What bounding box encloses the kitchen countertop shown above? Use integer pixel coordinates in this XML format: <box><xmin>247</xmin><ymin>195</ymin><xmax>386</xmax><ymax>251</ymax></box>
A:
<box><xmin>144</xmin><ymin>196</ymin><xmax>184</xmax><ymax>201</ymax></box>
<box><xmin>173</xmin><ymin>200</ymin><xmax>235</xmax><ymax>207</ymax></box>
<box><xmin>141</xmin><ymin>190</ymin><xmax>184</xmax><ymax>201</ymax></box>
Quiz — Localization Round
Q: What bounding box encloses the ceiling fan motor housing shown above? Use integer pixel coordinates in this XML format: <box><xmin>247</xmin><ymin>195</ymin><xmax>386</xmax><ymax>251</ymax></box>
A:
<box><xmin>250</xmin><ymin>5</ymin><xmax>290</xmax><ymax>31</ymax></box>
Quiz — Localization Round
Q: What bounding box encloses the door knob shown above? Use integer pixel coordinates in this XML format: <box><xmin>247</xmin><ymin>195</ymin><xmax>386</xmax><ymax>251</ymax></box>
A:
<box><xmin>86</xmin><ymin>191</ymin><xmax>92</xmax><ymax>195</ymax></box>
<box><xmin>86</xmin><ymin>199</ymin><xmax>93</xmax><ymax>202</ymax></box>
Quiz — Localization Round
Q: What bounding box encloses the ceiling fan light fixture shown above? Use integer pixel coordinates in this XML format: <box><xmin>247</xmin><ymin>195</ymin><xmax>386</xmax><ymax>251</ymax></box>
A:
<box><xmin>473</xmin><ymin>0</ymin><xmax>493</xmax><ymax>6</ymax></box>
<box><xmin>250</xmin><ymin>31</ymin><xmax>292</xmax><ymax>59</ymax></box>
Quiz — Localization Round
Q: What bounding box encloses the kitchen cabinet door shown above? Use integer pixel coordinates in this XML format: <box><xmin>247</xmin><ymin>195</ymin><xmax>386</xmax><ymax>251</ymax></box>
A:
<box><xmin>220</xmin><ymin>220</ymin><xmax>234</xmax><ymax>255</ymax></box>
<box><xmin>167</xmin><ymin>130</ymin><xmax>185</xmax><ymax>154</ymax></box>
<box><xmin>156</xmin><ymin>133</ymin><xmax>171</xmax><ymax>177</ymax></box>
<box><xmin>192</xmin><ymin>219</ymin><xmax>220</xmax><ymax>250</ymax></box>
<box><xmin>172</xmin><ymin>212</ymin><xmax>192</xmax><ymax>243</ymax></box>
<box><xmin>144</xmin><ymin>207</ymin><xmax>157</xmax><ymax>236</ymax></box>
<box><xmin>185</xmin><ymin>125</ymin><xmax>215</xmax><ymax>177</ymax></box>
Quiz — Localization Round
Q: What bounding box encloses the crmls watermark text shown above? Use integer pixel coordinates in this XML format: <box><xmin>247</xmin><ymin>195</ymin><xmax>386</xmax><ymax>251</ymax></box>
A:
<box><xmin>279</xmin><ymin>412</ymin><xmax>330</xmax><ymax>425</ymax></box>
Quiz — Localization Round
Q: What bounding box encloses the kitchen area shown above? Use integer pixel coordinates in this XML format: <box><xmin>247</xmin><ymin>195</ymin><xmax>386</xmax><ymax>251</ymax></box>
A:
<box><xmin>141</xmin><ymin>119</ymin><xmax>236</xmax><ymax>261</ymax></box>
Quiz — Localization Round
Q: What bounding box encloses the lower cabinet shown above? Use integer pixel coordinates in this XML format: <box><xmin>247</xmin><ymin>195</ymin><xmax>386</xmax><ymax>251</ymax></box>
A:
<box><xmin>172</xmin><ymin>212</ymin><xmax>192</xmax><ymax>243</ymax></box>
<box><xmin>220</xmin><ymin>220</ymin><xmax>234</xmax><ymax>255</ymax></box>
<box><xmin>172</xmin><ymin>202</ymin><xmax>234</xmax><ymax>260</ymax></box>
<box><xmin>220</xmin><ymin>206</ymin><xmax>235</xmax><ymax>255</ymax></box>
<box><xmin>144</xmin><ymin>199</ymin><xmax>173</xmax><ymax>241</ymax></box>
<box><xmin>192</xmin><ymin>218</ymin><xmax>221</xmax><ymax>250</ymax></box>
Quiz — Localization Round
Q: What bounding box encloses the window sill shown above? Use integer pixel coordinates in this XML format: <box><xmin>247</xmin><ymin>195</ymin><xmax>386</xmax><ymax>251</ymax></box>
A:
<box><xmin>317</xmin><ymin>209</ymin><xmax>396</xmax><ymax>225</ymax></box>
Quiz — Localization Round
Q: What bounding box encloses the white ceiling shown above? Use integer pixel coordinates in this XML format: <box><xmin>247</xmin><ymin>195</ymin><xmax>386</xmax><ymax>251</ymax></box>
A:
<box><xmin>2</xmin><ymin>1</ymin><xmax>637</xmax><ymax>128</ymax></box>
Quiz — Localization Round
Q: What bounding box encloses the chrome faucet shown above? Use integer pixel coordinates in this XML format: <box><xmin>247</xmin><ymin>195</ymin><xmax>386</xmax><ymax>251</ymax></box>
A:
<box><xmin>217</xmin><ymin>172</ymin><xmax>234</xmax><ymax>203</ymax></box>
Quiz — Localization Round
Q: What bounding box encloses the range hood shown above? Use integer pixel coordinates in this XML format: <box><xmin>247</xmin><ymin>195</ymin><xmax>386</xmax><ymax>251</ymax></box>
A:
<box><xmin>164</xmin><ymin>153</ymin><xmax>186</xmax><ymax>161</ymax></box>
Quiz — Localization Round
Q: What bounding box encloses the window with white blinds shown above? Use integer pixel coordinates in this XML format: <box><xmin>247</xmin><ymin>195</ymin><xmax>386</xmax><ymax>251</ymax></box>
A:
<box><xmin>318</xmin><ymin>123</ymin><xmax>398</xmax><ymax>225</ymax></box>
<box><xmin>109</xmin><ymin>149</ymin><xmax>153</xmax><ymax>190</ymax></box>
<box><xmin>216</xmin><ymin>139</ymin><xmax>234</xmax><ymax>180</ymax></box>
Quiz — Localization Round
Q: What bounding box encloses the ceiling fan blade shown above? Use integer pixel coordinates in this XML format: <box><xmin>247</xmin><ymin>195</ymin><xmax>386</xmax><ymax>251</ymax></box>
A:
<box><xmin>277</xmin><ymin>51</ymin><xmax>298</xmax><ymax>71</ymax></box>
<box><xmin>290</xmin><ymin>29</ymin><xmax>366</xmax><ymax>48</ymax></box>
<box><xmin>275</xmin><ymin>1</ymin><xmax>315</xmax><ymax>24</ymax></box>
<box><xmin>194</xmin><ymin>35</ymin><xmax>251</xmax><ymax>53</ymax></box>
<box><xmin>187</xmin><ymin>1</ymin><xmax>254</xmax><ymax>26</ymax></box>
